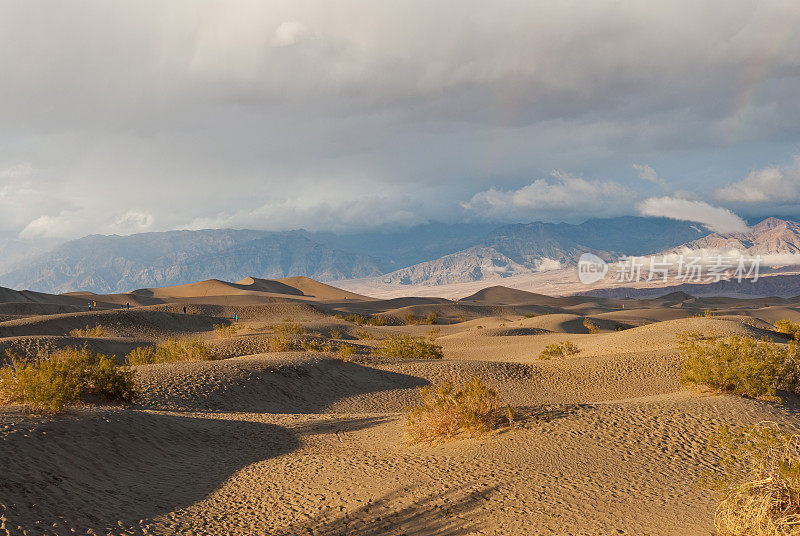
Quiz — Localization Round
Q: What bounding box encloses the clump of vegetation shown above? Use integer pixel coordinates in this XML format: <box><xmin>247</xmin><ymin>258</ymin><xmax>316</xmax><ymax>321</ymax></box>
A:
<box><xmin>336</xmin><ymin>344</ymin><xmax>356</xmax><ymax>362</ymax></box>
<box><xmin>677</xmin><ymin>334</ymin><xmax>800</xmax><ymax>401</ymax></box>
<box><xmin>367</xmin><ymin>316</ymin><xmax>387</xmax><ymax>326</ymax></box>
<box><xmin>338</xmin><ymin>313</ymin><xmax>386</xmax><ymax>326</ymax></box>
<box><xmin>329</xmin><ymin>329</ymin><xmax>342</xmax><ymax>340</ymax></box>
<box><xmin>355</xmin><ymin>329</ymin><xmax>374</xmax><ymax>340</ymax></box>
<box><xmin>69</xmin><ymin>325</ymin><xmax>107</xmax><ymax>338</ymax></box>
<box><xmin>300</xmin><ymin>339</ymin><xmax>325</xmax><ymax>352</ymax></box>
<box><xmin>374</xmin><ymin>335</ymin><xmax>444</xmax><ymax>360</ymax></box>
<box><xmin>0</xmin><ymin>348</ymin><xmax>136</xmax><ymax>413</ymax></box>
<box><xmin>582</xmin><ymin>318</ymin><xmax>600</xmax><ymax>334</ymax></box>
<box><xmin>523</xmin><ymin>313</ymin><xmax>536</xmax><ymax>319</ymax></box>
<box><xmin>213</xmin><ymin>323</ymin><xmax>240</xmax><ymax>338</ymax></box>
<box><xmin>775</xmin><ymin>319</ymin><xmax>800</xmax><ymax>341</ymax></box>
<box><xmin>126</xmin><ymin>337</ymin><xmax>216</xmax><ymax>365</ymax></box>
<box><xmin>425</xmin><ymin>312</ymin><xmax>439</xmax><ymax>325</ymax></box>
<box><xmin>539</xmin><ymin>341</ymin><xmax>580</xmax><ymax>359</ymax></box>
<box><xmin>426</xmin><ymin>327</ymin><xmax>441</xmax><ymax>341</ymax></box>
<box><xmin>404</xmin><ymin>312</ymin><xmax>419</xmax><ymax>325</ymax></box>
<box><xmin>704</xmin><ymin>423</ymin><xmax>800</xmax><ymax>536</ymax></box>
<box><xmin>270</xmin><ymin>322</ymin><xmax>305</xmax><ymax>336</ymax></box>
<box><xmin>268</xmin><ymin>335</ymin><xmax>296</xmax><ymax>352</ymax></box>
<box><xmin>404</xmin><ymin>377</ymin><xmax>510</xmax><ymax>444</ymax></box>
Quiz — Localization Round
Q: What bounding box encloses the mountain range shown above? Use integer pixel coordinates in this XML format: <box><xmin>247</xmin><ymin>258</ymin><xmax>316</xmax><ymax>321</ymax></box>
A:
<box><xmin>2</xmin><ymin>216</ymin><xmax>800</xmax><ymax>295</ymax></box>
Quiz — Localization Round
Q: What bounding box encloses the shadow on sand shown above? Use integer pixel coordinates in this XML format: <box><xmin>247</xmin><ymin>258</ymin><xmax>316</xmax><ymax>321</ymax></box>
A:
<box><xmin>0</xmin><ymin>409</ymin><xmax>298</xmax><ymax>534</ymax></box>
<box><xmin>273</xmin><ymin>483</ymin><xmax>502</xmax><ymax>536</ymax></box>
<box><xmin>135</xmin><ymin>358</ymin><xmax>431</xmax><ymax>414</ymax></box>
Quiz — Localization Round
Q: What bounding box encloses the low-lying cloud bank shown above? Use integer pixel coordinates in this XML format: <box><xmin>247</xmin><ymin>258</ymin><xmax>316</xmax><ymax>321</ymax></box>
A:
<box><xmin>637</xmin><ymin>197</ymin><xmax>748</xmax><ymax>234</ymax></box>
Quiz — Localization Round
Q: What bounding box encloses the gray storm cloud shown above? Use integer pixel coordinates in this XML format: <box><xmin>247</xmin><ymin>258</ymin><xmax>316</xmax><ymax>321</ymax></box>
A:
<box><xmin>0</xmin><ymin>1</ymin><xmax>799</xmax><ymax>239</ymax></box>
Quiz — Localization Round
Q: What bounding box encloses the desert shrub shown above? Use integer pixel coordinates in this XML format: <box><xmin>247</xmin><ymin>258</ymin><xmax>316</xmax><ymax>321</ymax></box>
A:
<box><xmin>375</xmin><ymin>335</ymin><xmax>444</xmax><ymax>360</ymax></box>
<box><xmin>300</xmin><ymin>339</ymin><xmax>325</xmax><ymax>352</ymax></box>
<box><xmin>775</xmin><ymin>320</ymin><xmax>800</xmax><ymax>341</ymax></box>
<box><xmin>271</xmin><ymin>322</ymin><xmax>305</xmax><ymax>336</ymax></box>
<box><xmin>268</xmin><ymin>335</ymin><xmax>296</xmax><ymax>352</ymax></box>
<box><xmin>329</xmin><ymin>329</ymin><xmax>342</xmax><ymax>339</ymax></box>
<box><xmin>0</xmin><ymin>348</ymin><xmax>136</xmax><ymax>413</ymax></box>
<box><xmin>615</xmin><ymin>324</ymin><xmax>625</xmax><ymax>331</ymax></box>
<box><xmin>404</xmin><ymin>377</ymin><xmax>508</xmax><ymax>444</ymax></box>
<box><xmin>425</xmin><ymin>312</ymin><xmax>439</xmax><ymax>325</ymax></box>
<box><xmin>126</xmin><ymin>337</ymin><xmax>215</xmax><ymax>365</ymax></box>
<box><xmin>366</xmin><ymin>316</ymin><xmax>387</xmax><ymax>326</ymax></box>
<box><xmin>404</xmin><ymin>312</ymin><xmax>419</xmax><ymax>325</ymax></box>
<box><xmin>355</xmin><ymin>329</ymin><xmax>374</xmax><ymax>340</ymax></box>
<box><xmin>69</xmin><ymin>325</ymin><xmax>107</xmax><ymax>338</ymax></box>
<box><xmin>523</xmin><ymin>313</ymin><xmax>536</xmax><ymax>318</ymax></box>
<box><xmin>539</xmin><ymin>341</ymin><xmax>579</xmax><ymax>359</ymax></box>
<box><xmin>336</xmin><ymin>344</ymin><xmax>356</xmax><ymax>362</ymax></box>
<box><xmin>427</xmin><ymin>327</ymin><xmax>441</xmax><ymax>341</ymax></box>
<box><xmin>344</xmin><ymin>314</ymin><xmax>367</xmax><ymax>326</ymax></box>
<box><xmin>704</xmin><ymin>423</ymin><xmax>800</xmax><ymax>536</ymax></box>
<box><xmin>213</xmin><ymin>323</ymin><xmax>240</xmax><ymax>338</ymax></box>
<box><xmin>679</xmin><ymin>335</ymin><xmax>786</xmax><ymax>400</ymax></box>
<box><xmin>582</xmin><ymin>318</ymin><xmax>600</xmax><ymax>334</ymax></box>
<box><xmin>126</xmin><ymin>346</ymin><xmax>158</xmax><ymax>365</ymax></box>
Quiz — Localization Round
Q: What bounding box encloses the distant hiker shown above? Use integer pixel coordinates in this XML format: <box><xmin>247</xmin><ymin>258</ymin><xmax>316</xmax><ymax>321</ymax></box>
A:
<box><xmin>125</xmin><ymin>302</ymin><xmax>130</xmax><ymax>310</ymax></box>
<box><xmin>164</xmin><ymin>305</ymin><xmax>168</xmax><ymax>311</ymax></box>
<box><xmin>183</xmin><ymin>306</ymin><xmax>187</xmax><ymax>314</ymax></box>
<box><xmin>233</xmin><ymin>313</ymin><xmax>238</xmax><ymax>322</ymax></box>
<box><xmin>92</xmin><ymin>300</ymin><xmax>97</xmax><ymax>310</ymax></box>
<box><xmin>88</xmin><ymin>302</ymin><xmax>93</xmax><ymax>311</ymax></box>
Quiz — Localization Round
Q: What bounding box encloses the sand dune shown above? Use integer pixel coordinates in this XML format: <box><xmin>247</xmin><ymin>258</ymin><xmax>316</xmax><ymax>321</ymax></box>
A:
<box><xmin>3</xmin><ymin>279</ymin><xmax>800</xmax><ymax>534</ymax></box>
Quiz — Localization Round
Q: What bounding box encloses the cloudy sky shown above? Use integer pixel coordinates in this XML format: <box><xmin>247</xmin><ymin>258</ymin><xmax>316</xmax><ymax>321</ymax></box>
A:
<box><xmin>1</xmin><ymin>0</ymin><xmax>799</xmax><ymax>242</ymax></box>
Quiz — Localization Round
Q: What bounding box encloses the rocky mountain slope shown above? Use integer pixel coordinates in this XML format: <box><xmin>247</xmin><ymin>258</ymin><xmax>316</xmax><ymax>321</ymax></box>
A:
<box><xmin>665</xmin><ymin>217</ymin><xmax>800</xmax><ymax>256</ymax></box>
<box><xmin>0</xmin><ymin>230</ymin><xmax>384</xmax><ymax>294</ymax></box>
<box><xmin>0</xmin><ymin>216</ymin><xmax>751</xmax><ymax>294</ymax></box>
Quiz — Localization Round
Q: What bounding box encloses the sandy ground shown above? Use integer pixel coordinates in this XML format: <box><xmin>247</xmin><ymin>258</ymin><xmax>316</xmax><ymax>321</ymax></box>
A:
<box><xmin>2</xmin><ymin>277</ymin><xmax>800</xmax><ymax>535</ymax></box>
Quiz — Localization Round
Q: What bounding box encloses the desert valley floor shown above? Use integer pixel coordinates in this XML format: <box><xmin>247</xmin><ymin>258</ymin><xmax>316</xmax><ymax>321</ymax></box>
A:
<box><xmin>2</xmin><ymin>276</ymin><xmax>800</xmax><ymax>535</ymax></box>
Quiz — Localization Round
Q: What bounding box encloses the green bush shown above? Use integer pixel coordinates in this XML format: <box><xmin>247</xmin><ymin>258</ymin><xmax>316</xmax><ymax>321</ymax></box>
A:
<box><xmin>366</xmin><ymin>316</ymin><xmax>387</xmax><ymax>326</ymax></box>
<box><xmin>300</xmin><ymin>339</ymin><xmax>325</xmax><ymax>352</ymax></box>
<box><xmin>69</xmin><ymin>325</ymin><xmax>107</xmax><ymax>337</ymax></box>
<box><xmin>775</xmin><ymin>319</ymin><xmax>800</xmax><ymax>341</ymax></box>
<box><xmin>270</xmin><ymin>322</ymin><xmax>305</xmax><ymax>336</ymax></box>
<box><xmin>374</xmin><ymin>335</ymin><xmax>444</xmax><ymax>359</ymax></box>
<box><xmin>336</xmin><ymin>344</ymin><xmax>356</xmax><ymax>362</ymax></box>
<box><xmin>404</xmin><ymin>312</ymin><xmax>419</xmax><ymax>325</ymax></box>
<box><xmin>425</xmin><ymin>312</ymin><xmax>439</xmax><ymax>325</ymax></box>
<box><xmin>355</xmin><ymin>329</ymin><xmax>374</xmax><ymax>340</ymax></box>
<box><xmin>539</xmin><ymin>341</ymin><xmax>579</xmax><ymax>359</ymax></box>
<box><xmin>0</xmin><ymin>348</ymin><xmax>136</xmax><ymax>413</ymax></box>
<box><xmin>703</xmin><ymin>423</ymin><xmax>800</xmax><ymax>536</ymax></box>
<box><xmin>213</xmin><ymin>323</ymin><xmax>240</xmax><ymax>338</ymax></box>
<box><xmin>329</xmin><ymin>329</ymin><xmax>342</xmax><ymax>339</ymax></box>
<box><xmin>582</xmin><ymin>318</ymin><xmax>600</xmax><ymax>334</ymax></box>
<box><xmin>678</xmin><ymin>334</ymin><xmax>786</xmax><ymax>400</ymax></box>
<box><xmin>405</xmin><ymin>377</ymin><xmax>508</xmax><ymax>444</ymax></box>
<box><xmin>268</xmin><ymin>335</ymin><xmax>296</xmax><ymax>352</ymax></box>
<box><xmin>427</xmin><ymin>327</ymin><xmax>441</xmax><ymax>341</ymax></box>
<box><xmin>126</xmin><ymin>337</ymin><xmax>216</xmax><ymax>365</ymax></box>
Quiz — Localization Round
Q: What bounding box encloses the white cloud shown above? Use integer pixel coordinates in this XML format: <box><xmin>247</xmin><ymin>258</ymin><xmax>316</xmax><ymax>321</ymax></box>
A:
<box><xmin>463</xmin><ymin>171</ymin><xmax>638</xmax><ymax>220</ymax></box>
<box><xmin>19</xmin><ymin>211</ymin><xmax>82</xmax><ymax>239</ymax></box>
<box><xmin>273</xmin><ymin>21</ymin><xmax>310</xmax><ymax>47</ymax></box>
<box><xmin>715</xmin><ymin>156</ymin><xmax>800</xmax><ymax>203</ymax></box>
<box><xmin>114</xmin><ymin>210</ymin><xmax>154</xmax><ymax>232</ymax></box>
<box><xmin>638</xmin><ymin>196</ymin><xmax>748</xmax><ymax>234</ymax></box>
<box><xmin>632</xmin><ymin>164</ymin><xmax>660</xmax><ymax>183</ymax></box>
